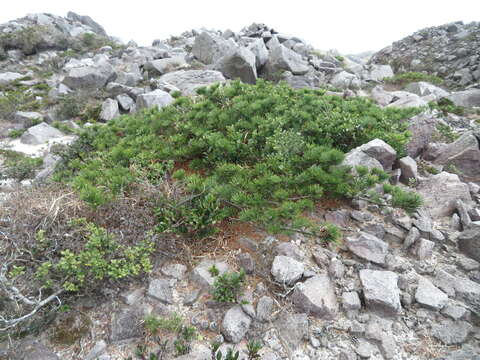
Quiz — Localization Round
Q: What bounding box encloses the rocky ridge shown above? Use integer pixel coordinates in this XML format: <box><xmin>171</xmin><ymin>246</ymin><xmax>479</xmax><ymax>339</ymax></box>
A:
<box><xmin>0</xmin><ymin>12</ymin><xmax>480</xmax><ymax>360</ymax></box>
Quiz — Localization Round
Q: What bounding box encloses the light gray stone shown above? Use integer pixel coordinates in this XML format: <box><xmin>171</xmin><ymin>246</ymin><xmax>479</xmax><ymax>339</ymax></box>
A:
<box><xmin>136</xmin><ymin>89</ymin><xmax>174</xmax><ymax>110</ymax></box>
<box><xmin>116</xmin><ymin>94</ymin><xmax>135</xmax><ymax>112</ymax></box>
<box><xmin>20</xmin><ymin>122</ymin><xmax>64</xmax><ymax>145</ymax></box>
<box><xmin>414</xmin><ymin>238</ymin><xmax>435</xmax><ymax>260</ymax></box>
<box><xmin>458</xmin><ymin>222</ymin><xmax>480</xmax><ymax>261</ymax></box>
<box><xmin>271</xmin><ymin>255</ymin><xmax>304</xmax><ymax>285</ymax></box>
<box><xmin>292</xmin><ymin>274</ymin><xmax>338</xmax><ymax>319</ymax></box>
<box><xmin>415</xmin><ymin>277</ymin><xmax>448</xmax><ymax>310</ymax></box>
<box><xmin>221</xmin><ymin>306</ymin><xmax>251</xmax><ymax>343</ymax></box>
<box><xmin>358</xmin><ymin>139</ymin><xmax>397</xmax><ymax>171</ymax></box>
<box><xmin>342</xmin><ymin>291</ymin><xmax>361</xmax><ymax>311</ymax></box>
<box><xmin>144</xmin><ymin>56</ymin><xmax>188</xmax><ymax>75</ymax></box>
<box><xmin>99</xmin><ymin>98</ymin><xmax>120</xmax><ymax>121</ymax></box>
<box><xmin>247</xmin><ymin>38</ymin><xmax>269</xmax><ymax>68</ymax></box>
<box><xmin>265</xmin><ymin>44</ymin><xmax>309</xmax><ymax>76</ymax></box>
<box><xmin>63</xmin><ymin>65</ymin><xmax>114</xmax><ymax>90</ymax></box>
<box><xmin>346</xmin><ymin>232</ymin><xmax>389</xmax><ymax>265</ymax></box>
<box><xmin>256</xmin><ymin>296</ymin><xmax>274</xmax><ymax>322</ymax></box>
<box><xmin>215</xmin><ymin>47</ymin><xmax>257</xmax><ymax>84</ymax></box>
<box><xmin>359</xmin><ymin>270</ymin><xmax>401</xmax><ymax>315</ymax></box>
<box><xmin>432</xmin><ymin>320</ymin><xmax>473</xmax><ymax>345</ymax></box>
<box><xmin>161</xmin><ymin>263</ymin><xmax>187</xmax><ymax>280</ymax></box>
<box><xmin>399</xmin><ymin>156</ymin><xmax>418</xmax><ymax>184</ymax></box>
<box><xmin>147</xmin><ymin>278</ymin><xmax>173</xmax><ymax>304</ymax></box>
<box><xmin>110</xmin><ymin>307</ymin><xmax>143</xmax><ymax>342</ymax></box>
<box><xmin>85</xmin><ymin>340</ymin><xmax>107</xmax><ymax>360</ymax></box>
<box><xmin>0</xmin><ymin>72</ymin><xmax>24</xmax><ymax>85</ymax></box>
<box><xmin>158</xmin><ymin>70</ymin><xmax>226</xmax><ymax>96</ymax></box>
<box><xmin>192</xmin><ymin>31</ymin><xmax>234</xmax><ymax>65</ymax></box>
<box><xmin>447</xmin><ymin>89</ymin><xmax>480</xmax><ymax>107</ymax></box>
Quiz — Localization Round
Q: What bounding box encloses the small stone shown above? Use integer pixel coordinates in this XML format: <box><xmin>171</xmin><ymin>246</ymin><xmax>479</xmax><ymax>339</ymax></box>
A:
<box><xmin>147</xmin><ymin>278</ymin><xmax>173</xmax><ymax>304</ymax></box>
<box><xmin>342</xmin><ymin>291</ymin><xmax>361</xmax><ymax>311</ymax></box>
<box><xmin>441</xmin><ymin>303</ymin><xmax>468</xmax><ymax>320</ymax></box>
<box><xmin>328</xmin><ymin>258</ymin><xmax>345</xmax><ymax>278</ymax></box>
<box><xmin>110</xmin><ymin>307</ymin><xmax>143</xmax><ymax>342</ymax></box>
<box><xmin>292</xmin><ymin>274</ymin><xmax>338</xmax><ymax>319</ymax></box>
<box><xmin>359</xmin><ymin>270</ymin><xmax>401</xmax><ymax>315</ymax></box>
<box><xmin>414</xmin><ymin>239</ymin><xmax>435</xmax><ymax>260</ymax></box>
<box><xmin>275</xmin><ymin>242</ymin><xmax>305</xmax><ymax>260</ymax></box>
<box><xmin>432</xmin><ymin>320</ymin><xmax>472</xmax><ymax>345</ymax></box>
<box><xmin>85</xmin><ymin>341</ymin><xmax>107</xmax><ymax>360</ymax></box>
<box><xmin>415</xmin><ymin>277</ymin><xmax>448</xmax><ymax>311</ymax></box>
<box><xmin>221</xmin><ymin>306</ymin><xmax>252</xmax><ymax>343</ymax></box>
<box><xmin>191</xmin><ymin>260</ymin><xmax>229</xmax><ymax>288</ymax></box>
<box><xmin>122</xmin><ymin>288</ymin><xmax>144</xmax><ymax>306</ymax></box>
<box><xmin>458</xmin><ymin>256</ymin><xmax>480</xmax><ymax>271</ymax></box>
<box><xmin>161</xmin><ymin>263</ymin><xmax>187</xmax><ymax>280</ymax></box>
<box><xmin>238</xmin><ymin>252</ymin><xmax>255</xmax><ymax>274</ymax></box>
<box><xmin>346</xmin><ymin>232</ymin><xmax>389</xmax><ymax>265</ymax></box>
<box><xmin>356</xmin><ymin>339</ymin><xmax>378</xmax><ymax>358</ymax></box>
<box><xmin>256</xmin><ymin>296</ymin><xmax>274</xmax><ymax>322</ymax></box>
<box><xmin>271</xmin><ymin>256</ymin><xmax>304</xmax><ymax>285</ymax></box>
<box><xmin>183</xmin><ymin>289</ymin><xmax>201</xmax><ymax>306</ymax></box>
<box><xmin>403</xmin><ymin>227</ymin><xmax>420</xmax><ymax>249</ymax></box>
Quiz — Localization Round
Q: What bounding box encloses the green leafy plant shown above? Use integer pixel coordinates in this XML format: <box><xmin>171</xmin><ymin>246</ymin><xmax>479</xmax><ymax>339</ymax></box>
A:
<box><xmin>209</xmin><ymin>264</ymin><xmax>220</xmax><ymax>277</ymax></box>
<box><xmin>8</xmin><ymin>129</ymin><xmax>25</xmax><ymax>138</ymax></box>
<box><xmin>246</xmin><ymin>340</ymin><xmax>263</xmax><ymax>359</ymax></box>
<box><xmin>429</xmin><ymin>98</ymin><xmax>465</xmax><ymax>116</ymax></box>
<box><xmin>56</xmin><ymin>80</ymin><xmax>421</xmax><ymax>238</ymax></box>
<box><xmin>384</xmin><ymin>72</ymin><xmax>443</xmax><ymax>87</ymax></box>
<box><xmin>212</xmin><ymin>269</ymin><xmax>246</xmax><ymax>303</ymax></box>
<box><xmin>383</xmin><ymin>184</ymin><xmax>423</xmax><ymax>215</ymax></box>
<box><xmin>212</xmin><ymin>343</ymin><xmax>240</xmax><ymax>360</ymax></box>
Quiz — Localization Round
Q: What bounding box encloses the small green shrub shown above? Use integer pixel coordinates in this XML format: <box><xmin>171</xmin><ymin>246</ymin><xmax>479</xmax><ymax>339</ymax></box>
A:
<box><xmin>8</xmin><ymin>129</ymin><xmax>25</xmax><ymax>138</ymax></box>
<box><xmin>212</xmin><ymin>269</ymin><xmax>246</xmax><ymax>302</ymax></box>
<box><xmin>383</xmin><ymin>184</ymin><xmax>423</xmax><ymax>215</ymax></box>
<box><xmin>384</xmin><ymin>72</ymin><xmax>443</xmax><ymax>87</ymax></box>
<box><xmin>144</xmin><ymin>313</ymin><xmax>183</xmax><ymax>334</ymax></box>
<box><xmin>246</xmin><ymin>340</ymin><xmax>263</xmax><ymax>360</ymax></box>
<box><xmin>0</xmin><ymin>150</ymin><xmax>43</xmax><ymax>181</ymax></box>
<box><xmin>319</xmin><ymin>223</ymin><xmax>342</xmax><ymax>243</ymax></box>
<box><xmin>429</xmin><ymin>98</ymin><xmax>465</xmax><ymax>116</ymax></box>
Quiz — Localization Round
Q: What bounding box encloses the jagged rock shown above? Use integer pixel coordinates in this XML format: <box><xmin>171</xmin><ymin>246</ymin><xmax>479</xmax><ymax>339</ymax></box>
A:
<box><xmin>342</xmin><ymin>148</ymin><xmax>383</xmax><ymax>172</ymax></box>
<box><xmin>63</xmin><ymin>65</ymin><xmax>115</xmax><ymax>90</ymax></box>
<box><xmin>328</xmin><ymin>258</ymin><xmax>345</xmax><ymax>278</ymax></box>
<box><xmin>247</xmin><ymin>38</ymin><xmax>269</xmax><ymax>68</ymax></box>
<box><xmin>413</xmin><ymin>238</ymin><xmax>435</xmax><ymax>259</ymax></box>
<box><xmin>191</xmin><ymin>260</ymin><xmax>229</xmax><ymax>288</ymax></box>
<box><xmin>292</xmin><ymin>274</ymin><xmax>338</xmax><ymax>319</ymax></box>
<box><xmin>67</xmin><ymin>11</ymin><xmax>107</xmax><ymax>36</ymax></box>
<box><xmin>144</xmin><ymin>56</ymin><xmax>188</xmax><ymax>75</ymax></box>
<box><xmin>110</xmin><ymin>307</ymin><xmax>143</xmax><ymax>342</ymax></box>
<box><xmin>359</xmin><ymin>139</ymin><xmax>397</xmax><ymax>171</ymax></box>
<box><xmin>399</xmin><ymin>156</ymin><xmax>418</xmax><ymax>184</ymax></box>
<box><xmin>432</xmin><ymin>320</ymin><xmax>473</xmax><ymax>345</ymax></box>
<box><xmin>342</xmin><ymin>291</ymin><xmax>361</xmax><ymax>311</ymax></box>
<box><xmin>355</xmin><ymin>339</ymin><xmax>380</xmax><ymax>358</ymax></box>
<box><xmin>158</xmin><ymin>70</ymin><xmax>226</xmax><ymax>96</ymax></box>
<box><xmin>371</xmin><ymin>86</ymin><xmax>394</xmax><ymax>106</ymax></box>
<box><xmin>116</xmin><ymin>94</ymin><xmax>135</xmax><ymax>112</ymax></box>
<box><xmin>215</xmin><ymin>47</ymin><xmax>257</xmax><ymax>84</ymax></box>
<box><xmin>221</xmin><ymin>306</ymin><xmax>251</xmax><ymax>343</ymax></box>
<box><xmin>274</xmin><ymin>312</ymin><xmax>308</xmax><ymax>349</ymax></box>
<box><xmin>0</xmin><ymin>72</ymin><xmax>24</xmax><ymax>85</ymax></box>
<box><xmin>20</xmin><ymin>122</ymin><xmax>63</xmax><ymax>145</ymax></box>
<box><xmin>415</xmin><ymin>277</ymin><xmax>448</xmax><ymax>310</ymax></box>
<box><xmin>256</xmin><ymin>296</ymin><xmax>274</xmax><ymax>322</ymax></box>
<box><xmin>13</xmin><ymin>111</ymin><xmax>43</xmax><ymax>127</ymax></box>
<box><xmin>456</xmin><ymin>199</ymin><xmax>472</xmax><ymax>229</ymax></box>
<box><xmin>192</xmin><ymin>31</ymin><xmax>234</xmax><ymax>65</ymax></box>
<box><xmin>100</xmin><ymin>98</ymin><xmax>120</xmax><ymax>121</ymax></box>
<box><xmin>345</xmin><ymin>232</ymin><xmax>389</xmax><ymax>265</ymax></box>
<box><xmin>238</xmin><ymin>253</ymin><xmax>255</xmax><ymax>274</ymax></box>
<box><xmin>442</xmin><ymin>303</ymin><xmax>469</xmax><ymax>320</ymax></box>
<box><xmin>457</xmin><ymin>223</ymin><xmax>480</xmax><ymax>261</ymax></box>
<box><xmin>147</xmin><ymin>278</ymin><xmax>173</xmax><ymax>304</ymax></box>
<box><xmin>404</xmin><ymin>82</ymin><xmax>449</xmax><ymax>99</ymax></box>
<box><xmin>429</xmin><ymin>132</ymin><xmax>480</xmax><ymax>182</ymax></box>
<box><xmin>161</xmin><ymin>263</ymin><xmax>187</xmax><ymax>280</ymax></box>
<box><xmin>136</xmin><ymin>89</ymin><xmax>174</xmax><ymax>110</ymax></box>
<box><xmin>359</xmin><ymin>269</ymin><xmax>401</xmax><ymax>315</ymax></box>
<box><xmin>271</xmin><ymin>255</ymin><xmax>304</xmax><ymax>285</ymax></box>
<box><xmin>85</xmin><ymin>340</ymin><xmax>107</xmax><ymax>360</ymax></box>
<box><xmin>330</xmin><ymin>71</ymin><xmax>361</xmax><ymax>89</ymax></box>
<box><xmin>443</xmin><ymin>345</ymin><xmax>480</xmax><ymax>360</ymax></box>
<box><xmin>357</xmin><ymin>64</ymin><xmax>394</xmax><ymax>82</ymax></box>
<box><xmin>275</xmin><ymin>242</ymin><xmax>305</xmax><ymax>261</ymax></box>
<box><xmin>454</xmin><ymin>276</ymin><xmax>480</xmax><ymax>313</ymax></box>
<box><xmin>264</xmin><ymin>44</ymin><xmax>309</xmax><ymax>76</ymax></box>
<box><xmin>447</xmin><ymin>89</ymin><xmax>480</xmax><ymax>107</ymax></box>
<box><xmin>387</xmin><ymin>93</ymin><xmax>428</xmax><ymax>108</ymax></box>
<box><xmin>417</xmin><ymin>172</ymin><xmax>471</xmax><ymax>218</ymax></box>
<box><xmin>457</xmin><ymin>256</ymin><xmax>480</xmax><ymax>271</ymax></box>
<box><xmin>403</xmin><ymin>226</ymin><xmax>420</xmax><ymax>249</ymax></box>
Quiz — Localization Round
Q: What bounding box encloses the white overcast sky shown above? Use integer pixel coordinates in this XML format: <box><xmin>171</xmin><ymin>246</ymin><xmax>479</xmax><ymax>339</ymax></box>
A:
<box><xmin>1</xmin><ymin>0</ymin><xmax>479</xmax><ymax>54</ymax></box>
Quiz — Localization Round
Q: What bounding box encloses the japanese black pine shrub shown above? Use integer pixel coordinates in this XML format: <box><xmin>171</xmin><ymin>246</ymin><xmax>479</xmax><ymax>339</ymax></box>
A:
<box><xmin>56</xmin><ymin>80</ymin><xmax>421</xmax><ymax>238</ymax></box>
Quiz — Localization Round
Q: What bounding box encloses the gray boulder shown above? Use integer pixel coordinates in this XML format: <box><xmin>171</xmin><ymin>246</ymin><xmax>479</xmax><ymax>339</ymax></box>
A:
<box><xmin>256</xmin><ymin>296</ymin><xmax>274</xmax><ymax>322</ymax></box>
<box><xmin>292</xmin><ymin>274</ymin><xmax>338</xmax><ymax>319</ymax></box>
<box><xmin>359</xmin><ymin>270</ymin><xmax>401</xmax><ymax>315</ymax></box>
<box><xmin>215</xmin><ymin>47</ymin><xmax>257</xmax><ymax>84</ymax></box>
<box><xmin>144</xmin><ymin>56</ymin><xmax>188</xmax><ymax>76</ymax></box>
<box><xmin>406</xmin><ymin>112</ymin><xmax>439</xmax><ymax>158</ymax></box>
<box><xmin>14</xmin><ymin>111</ymin><xmax>43</xmax><ymax>127</ymax></box>
<box><xmin>247</xmin><ymin>38</ymin><xmax>269</xmax><ymax>68</ymax></box>
<box><xmin>67</xmin><ymin>11</ymin><xmax>107</xmax><ymax>36</ymax></box>
<box><xmin>99</xmin><ymin>98</ymin><xmax>120</xmax><ymax>121</ymax></box>
<box><xmin>458</xmin><ymin>222</ymin><xmax>480</xmax><ymax>261</ymax></box>
<box><xmin>358</xmin><ymin>139</ymin><xmax>397</xmax><ymax>171</ymax></box>
<box><xmin>271</xmin><ymin>255</ymin><xmax>304</xmax><ymax>285</ymax></box>
<box><xmin>330</xmin><ymin>71</ymin><xmax>361</xmax><ymax>89</ymax></box>
<box><xmin>110</xmin><ymin>307</ymin><xmax>143</xmax><ymax>342</ymax></box>
<box><xmin>136</xmin><ymin>89</ymin><xmax>174</xmax><ymax>111</ymax></box>
<box><xmin>147</xmin><ymin>278</ymin><xmax>173</xmax><ymax>304</ymax></box>
<box><xmin>342</xmin><ymin>148</ymin><xmax>383</xmax><ymax>172</ymax></box>
<box><xmin>158</xmin><ymin>70</ymin><xmax>226</xmax><ymax>96</ymax></box>
<box><xmin>399</xmin><ymin>156</ymin><xmax>418</xmax><ymax>184</ymax></box>
<box><xmin>447</xmin><ymin>89</ymin><xmax>480</xmax><ymax>107</ymax></box>
<box><xmin>432</xmin><ymin>320</ymin><xmax>473</xmax><ymax>345</ymax></box>
<box><xmin>387</xmin><ymin>93</ymin><xmax>428</xmax><ymax>108</ymax></box>
<box><xmin>20</xmin><ymin>122</ymin><xmax>64</xmax><ymax>145</ymax></box>
<box><xmin>417</xmin><ymin>172</ymin><xmax>472</xmax><ymax>218</ymax></box>
<box><xmin>116</xmin><ymin>94</ymin><xmax>135</xmax><ymax>112</ymax></box>
<box><xmin>415</xmin><ymin>277</ymin><xmax>448</xmax><ymax>311</ymax></box>
<box><xmin>192</xmin><ymin>31</ymin><xmax>234</xmax><ymax>65</ymax></box>
<box><xmin>63</xmin><ymin>65</ymin><xmax>115</xmax><ymax>90</ymax></box>
<box><xmin>265</xmin><ymin>44</ymin><xmax>309</xmax><ymax>76</ymax></box>
<box><xmin>221</xmin><ymin>306</ymin><xmax>251</xmax><ymax>343</ymax></box>
<box><xmin>404</xmin><ymin>82</ymin><xmax>449</xmax><ymax>100</ymax></box>
<box><xmin>346</xmin><ymin>232</ymin><xmax>389</xmax><ymax>265</ymax></box>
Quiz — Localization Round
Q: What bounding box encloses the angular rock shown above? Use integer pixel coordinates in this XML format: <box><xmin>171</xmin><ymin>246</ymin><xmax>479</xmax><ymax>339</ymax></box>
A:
<box><xmin>161</xmin><ymin>263</ymin><xmax>187</xmax><ymax>280</ymax></box>
<box><xmin>147</xmin><ymin>278</ymin><xmax>173</xmax><ymax>304</ymax></box>
<box><xmin>432</xmin><ymin>320</ymin><xmax>472</xmax><ymax>345</ymax></box>
<box><xmin>359</xmin><ymin>270</ymin><xmax>401</xmax><ymax>315</ymax></box>
<box><xmin>275</xmin><ymin>242</ymin><xmax>304</xmax><ymax>261</ymax></box>
<box><xmin>63</xmin><ymin>66</ymin><xmax>114</xmax><ymax>90</ymax></box>
<box><xmin>406</xmin><ymin>112</ymin><xmax>440</xmax><ymax>158</ymax></box>
<box><xmin>136</xmin><ymin>89</ymin><xmax>174</xmax><ymax>110</ymax></box>
<box><xmin>342</xmin><ymin>148</ymin><xmax>383</xmax><ymax>172</ymax></box>
<box><xmin>215</xmin><ymin>47</ymin><xmax>257</xmax><ymax>84</ymax></box>
<box><xmin>399</xmin><ymin>156</ymin><xmax>418</xmax><ymax>184</ymax></box>
<box><xmin>256</xmin><ymin>296</ymin><xmax>274</xmax><ymax>322</ymax></box>
<box><xmin>116</xmin><ymin>94</ymin><xmax>135</xmax><ymax>112</ymax></box>
<box><xmin>403</xmin><ymin>226</ymin><xmax>420</xmax><ymax>249</ymax></box>
<box><xmin>442</xmin><ymin>303</ymin><xmax>468</xmax><ymax>321</ymax></box>
<box><xmin>247</xmin><ymin>38</ymin><xmax>269</xmax><ymax>68</ymax></box>
<box><xmin>14</xmin><ymin>111</ymin><xmax>43</xmax><ymax>127</ymax></box>
<box><xmin>13</xmin><ymin>340</ymin><xmax>59</xmax><ymax>360</ymax></box>
<box><xmin>110</xmin><ymin>307</ymin><xmax>143</xmax><ymax>342</ymax></box>
<box><xmin>342</xmin><ymin>291</ymin><xmax>361</xmax><ymax>311</ymax></box>
<box><xmin>274</xmin><ymin>312</ymin><xmax>308</xmax><ymax>349</ymax></box>
<box><xmin>404</xmin><ymin>82</ymin><xmax>449</xmax><ymax>99</ymax></box>
<box><xmin>85</xmin><ymin>340</ymin><xmax>107</xmax><ymax>360</ymax></box>
<box><xmin>271</xmin><ymin>255</ymin><xmax>304</xmax><ymax>285</ymax></box>
<box><xmin>221</xmin><ymin>306</ymin><xmax>251</xmax><ymax>343</ymax></box>
<box><xmin>415</xmin><ymin>277</ymin><xmax>448</xmax><ymax>310</ymax></box>
<box><xmin>144</xmin><ymin>56</ymin><xmax>188</xmax><ymax>75</ymax></box>
<box><xmin>265</xmin><ymin>44</ymin><xmax>309</xmax><ymax>76</ymax></box>
<box><xmin>158</xmin><ymin>70</ymin><xmax>226</xmax><ymax>96</ymax></box>
<box><xmin>191</xmin><ymin>260</ymin><xmax>229</xmax><ymax>288</ymax></box>
<box><xmin>358</xmin><ymin>139</ymin><xmax>397</xmax><ymax>171</ymax></box>
<box><xmin>238</xmin><ymin>252</ymin><xmax>255</xmax><ymax>274</ymax></box>
<box><xmin>458</xmin><ymin>222</ymin><xmax>480</xmax><ymax>262</ymax></box>
<box><xmin>192</xmin><ymin>31</ymin><xmax>234</xmax><ymax>65</ymax></box>
<box><xmin>20</xmin><ymin>122</ymin><xmax>63</xmax><ymax>145</ymax></box>
<box><xmin>447</xmin><ymin>89</ymin><xmax>480</xmax><ymax>107</ymax></box>
<box><xmin>346</xmin><ymin>232</ymin><xmax>389</xmax><ymax>265</ymax></box>
<box><xmin>413</xmin><ymin>238</ymin><xmax>435</xmax><ymax>260</ymax></box>
<box><xmin>99</xmin><ymin>98</ymin><xmax>120</xmax><ymax>121</ymax></box>
<box><xmin>417</xmin><ymin>172</ymin><xmax>471</xmax><ymax>218</ymax></box>
<box><xmin>292</xmin><ymin>274</ymin><xmax>338</xmax><ymax>319</ymax></box>
<box><xmin>330</xmin><ymin>70</ymin><xmax>361</xmax><ymax>89</ymax></box>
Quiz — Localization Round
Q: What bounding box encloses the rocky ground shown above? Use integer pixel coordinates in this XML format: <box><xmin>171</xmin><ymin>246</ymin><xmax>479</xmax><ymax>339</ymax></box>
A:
<box><xmin>0</xmin><ymin>12</ymin><xmax>480</xmax><ymax>360</ymax></box>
